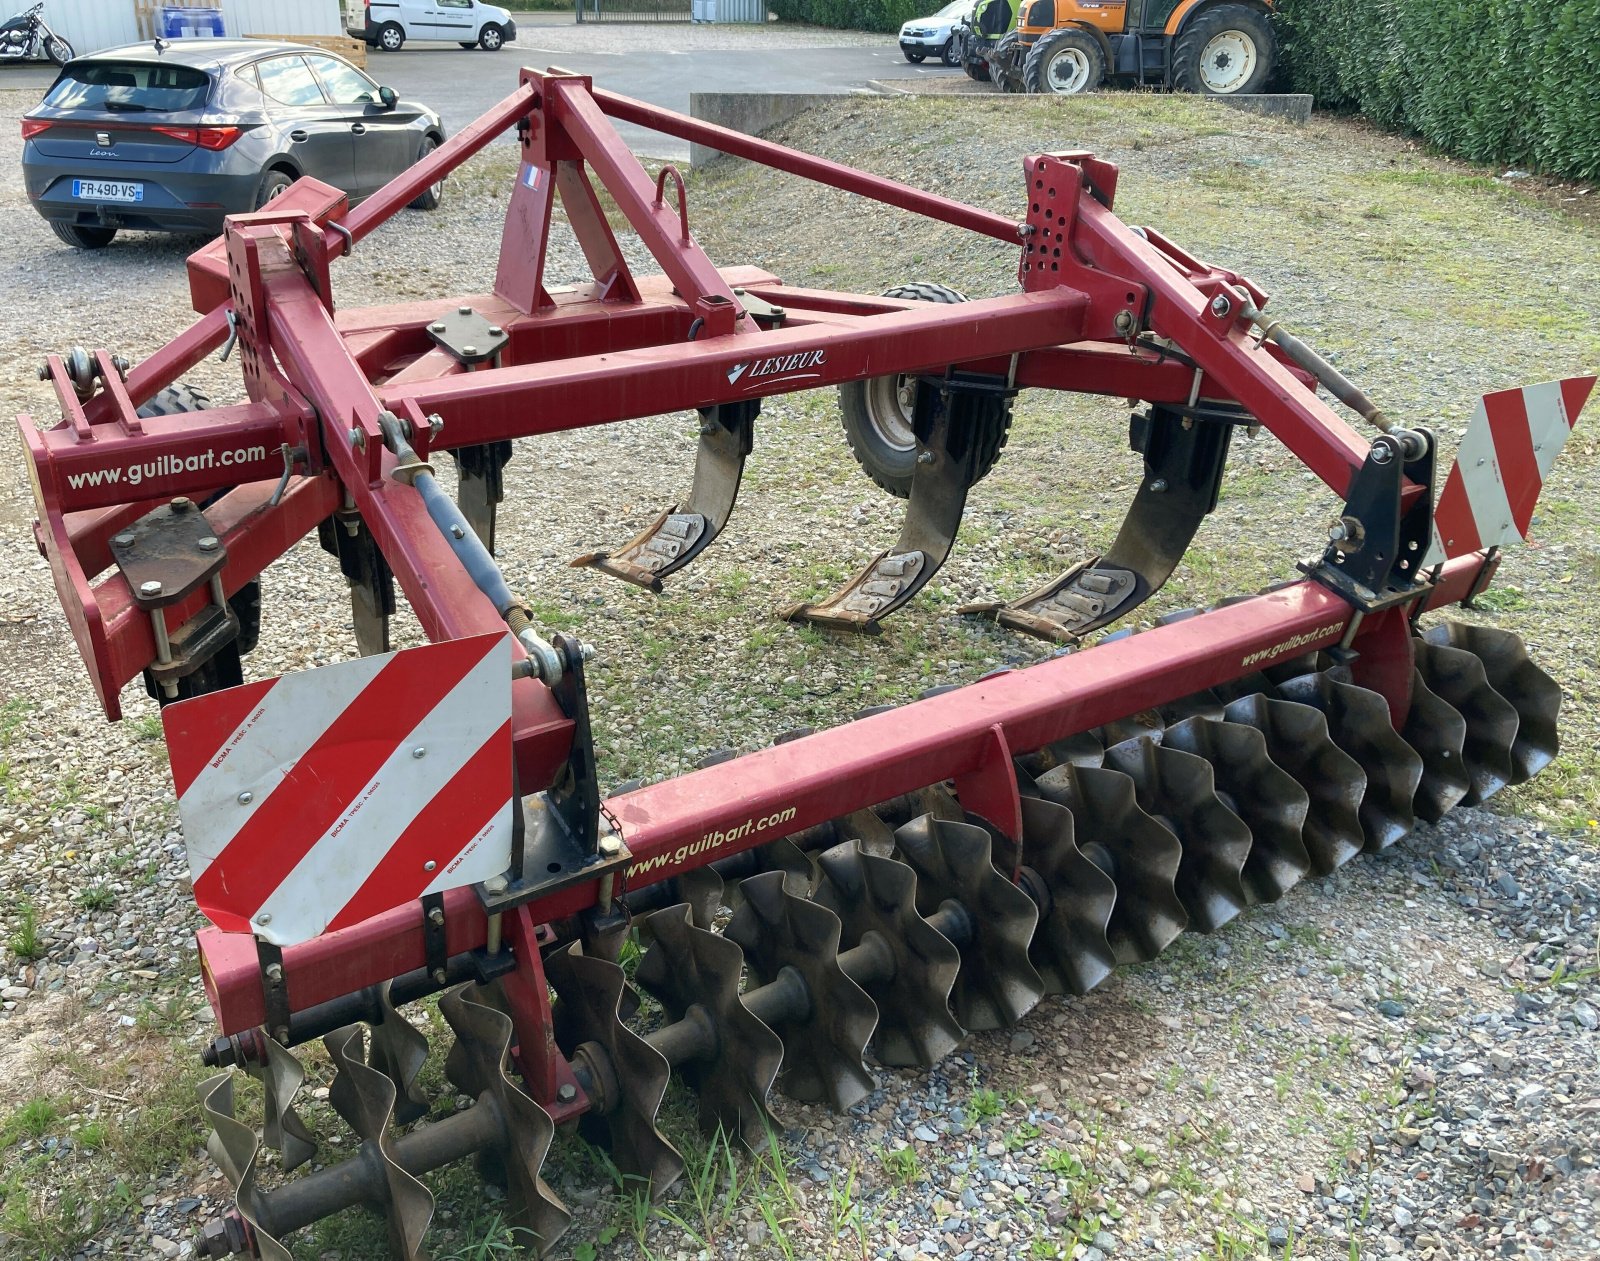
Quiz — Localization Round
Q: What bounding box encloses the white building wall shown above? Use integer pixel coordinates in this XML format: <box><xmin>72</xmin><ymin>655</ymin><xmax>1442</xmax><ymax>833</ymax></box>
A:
<box><xmin>46</xmin><ymin>0</ymin><xmax>342</xmax><ymax>55</ymax></box>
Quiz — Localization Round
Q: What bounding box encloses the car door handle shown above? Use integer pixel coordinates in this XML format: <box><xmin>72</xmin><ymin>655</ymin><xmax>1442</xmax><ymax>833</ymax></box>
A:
<box><xmin>289</xmin><ymin>129</ymin><xmax>308</xmax><ymax>142</ymax></box>
<box><xmin>351</xmin><ymin>123</ymin><xmax>367</xmax><ymax>135</ymax></box>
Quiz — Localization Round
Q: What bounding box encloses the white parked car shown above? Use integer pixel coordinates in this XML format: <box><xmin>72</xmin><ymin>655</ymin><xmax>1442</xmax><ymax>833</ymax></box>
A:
<box><xmin>350</xmin><ymin>0</ymin><xmax>519</xmax><ymax>52</ymax></box>
<box><xmin>898</xmin><ymin>0</ymin><xmax>974</xmax><ymax>65</ymax></box>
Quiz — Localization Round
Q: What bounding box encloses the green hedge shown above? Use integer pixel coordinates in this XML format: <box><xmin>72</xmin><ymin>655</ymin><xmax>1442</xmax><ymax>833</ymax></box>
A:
<box><xmin>770</xmin><ymin>0</ymin><xmax>930</xmax><ymax>36</ymax></box>
<box><xmin>1275</xmin><ymin>0</ymin><xmax>1600</xmax><ymax>182</ymax></box>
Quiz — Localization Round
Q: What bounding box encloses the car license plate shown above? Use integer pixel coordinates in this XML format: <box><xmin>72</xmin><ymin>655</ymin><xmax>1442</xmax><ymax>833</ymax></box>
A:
<box><xmin>72</xmin><ymin>179</ymin><xmax>143</xmax><ymax>203</ymax></box>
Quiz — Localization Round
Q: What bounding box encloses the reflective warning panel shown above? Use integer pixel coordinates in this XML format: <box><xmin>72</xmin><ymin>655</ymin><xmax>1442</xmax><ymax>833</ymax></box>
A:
<box><xmin>1424</xmin><ymin>377</ymin><xmax>1595</xmax><ymax>565</ymax></box>
<box><xmin>164</xmin><ymin>633</ymin><xmax>514</xmax><ymax>946</ymax></box>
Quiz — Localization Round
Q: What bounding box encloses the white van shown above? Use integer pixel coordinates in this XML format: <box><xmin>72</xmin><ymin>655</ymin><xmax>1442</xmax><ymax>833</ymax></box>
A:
<box><xmin>349</xmin><ymin>0</ymin><xmax>519</xmax><ymax>52</ymax></box>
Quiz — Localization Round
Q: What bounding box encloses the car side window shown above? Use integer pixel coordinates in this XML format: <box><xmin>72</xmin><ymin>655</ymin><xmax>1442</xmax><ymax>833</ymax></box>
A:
<box><xmin>439</xmin><ymin>0</ymin><xmax>471</xmax><ymax>7</ymax></box>
<box><xmin>256</xmin><ymin>56</ymin><xmax>327</xmax><ymax>108</ymax></box>
<box><xmin>307</xmin><ymin>55</ymin><xmax>379</xmax><ymax>106</ymax></box>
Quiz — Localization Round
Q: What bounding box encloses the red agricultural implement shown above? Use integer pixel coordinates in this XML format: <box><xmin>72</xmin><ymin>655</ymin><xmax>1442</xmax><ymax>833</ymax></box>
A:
<box><xmin>15</xmin><ymin>69</ymin><xmax>1593</xmax><ymax>1258</ymax></box>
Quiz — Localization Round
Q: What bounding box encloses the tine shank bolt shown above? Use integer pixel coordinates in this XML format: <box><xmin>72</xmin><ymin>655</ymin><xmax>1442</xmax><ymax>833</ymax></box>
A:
<box><xmin>431</xmin><ymin>968</ymin><xmax>448</xmax><ymax>986</ymax></box>
<box><xmin>427</xmin><ymin>907</ymin><xmax>445</xmax><ymax>927</ymax></box>
<box><xmin>265</xmin><ymin>963</ymin><xmax>283</xmax><ymax>982</ymax></box>
<box><xmin>556</xmin><ymin>1083</ymin><xmax>577</xmax><ymax>1103</ymax></box>
<box><xmin>113</xmin><ymin>533</ymin><xmax>135</xmax><ymax>548</ymax></box>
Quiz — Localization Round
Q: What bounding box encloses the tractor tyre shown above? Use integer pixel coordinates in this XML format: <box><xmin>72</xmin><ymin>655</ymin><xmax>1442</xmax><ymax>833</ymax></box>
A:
<box><xmin>1172</xmin><ymin>3</ymin><xmax>1274</xmax><ymax>95</ymax></box>
<box><xmin>992</xmin><ymin>30</ymin><xmax>1027</xmax><ymax>93</ymax></box>
<box><xmin>961</xmin><ymin>41</ymin><xmax>992</xmax><ymax>81</ymax></box>
<box><xmin>1023</xmin><ymin>26</ymin><xmax>1105</xmax><ymax>95</ymax></box>
<box><xmin>837</xmin><ymin>284</ymin><xmax>1012</xmax><ymax>499</ymax></box>
<box><xmin>135</xmin><ymin>384</ymin><xmax>264</xmax><ymax>666</ymax></box>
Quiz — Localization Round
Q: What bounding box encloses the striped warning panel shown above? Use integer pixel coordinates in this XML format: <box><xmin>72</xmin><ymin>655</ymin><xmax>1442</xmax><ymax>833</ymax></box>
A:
<box><xmin>1423</xmin><ymin>377</ymin><xmax>1595</xmax><ymax>566</ymax></box>
<box><xmin>164</xmin><ymin>633</ymin><xmax>515</xmax><ymax>947</ymax></box>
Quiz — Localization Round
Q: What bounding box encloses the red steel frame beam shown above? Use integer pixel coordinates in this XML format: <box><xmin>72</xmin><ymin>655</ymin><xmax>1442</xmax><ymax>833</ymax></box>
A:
<box><xmin>196</xmin><ymin>552</ymin><xmax>1491</xmax><ymax>1032</ymax></box>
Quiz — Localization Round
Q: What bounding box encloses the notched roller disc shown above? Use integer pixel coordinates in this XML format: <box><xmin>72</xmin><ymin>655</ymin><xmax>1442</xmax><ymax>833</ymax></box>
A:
<box><xmin>636</xmin><ymin>907</ymin><xmax>785</xmax><ymax>1149</ymax></box>
<box><xmin>1221</xmin><ymin>693</ymin><xmax>1365</xmax><ymax>876</ymax></box>
<box><xmin>726</xmin><ymin>871</ymin><xmax>878</xmax><ymax>1110</ymax></box>
<box><xmin>440</xmin><ymin>986</ymin><xmax>572</xmax><ymax>1252</ymax></box>
<box><xmin>813</xmin><ymin>841</ymin><xmax>966</xmax><ymax>1067</ymax></box>
<box><xmin>1427</xmin><ymin>622</ymin><xmax>1559</xmax><ymax>783</ymax></box>
<box><xmin>1415</xmin><ymin>631</ymin><xmax>1521</xmax><ymax>803</ymax></box>
<box><xmin>990</xmin><ymin>796</ymin><xmax>1117</xmax><ymax>996</ymax></box>
<box><xmin>1161</xmin><ymin>716</ymin><xmax>1311</xmax><ymax>905</ymax></box>
<box><xmin>895</xmin><ymin>815</ymin><xmax>1044</xmax><ymax>1030</ymax></box>
<box><xmin>1102</xmin><ymin>738</ymin><xmax>1251</xmax><ymax>933</ymax></box>
<box><xmin>1402</xmin><ymin>667</ymin><xmax>1471</xmax><ymax>824</ymax></box>
<box><xmin>1033</xmin><ymin>763</ymin><xmax>1186</xmax><ymax>965</ymax></box>
<box><xmin>1275</xmin><ymin>671</ymin><xmax>1422</xmax><ymax>852</ymax></box>
<box><xmin>546</xmin><ymin>945</ymin><xmax>683</xmax><ymax>1196</ymax></box>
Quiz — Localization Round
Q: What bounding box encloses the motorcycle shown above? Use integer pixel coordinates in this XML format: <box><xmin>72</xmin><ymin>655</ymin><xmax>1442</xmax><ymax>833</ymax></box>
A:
<box><xmin>1</xmin><ymin>2</ymin><xmax>74</xmax><ymax>65</ymax></box>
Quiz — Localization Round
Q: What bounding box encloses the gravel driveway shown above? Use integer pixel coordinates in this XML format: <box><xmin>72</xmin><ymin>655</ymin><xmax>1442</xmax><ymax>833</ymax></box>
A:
<box><xmin>0</xmin><ymin>85</ymin><xmax>1596</xmax><ymax>1261</ymax></box>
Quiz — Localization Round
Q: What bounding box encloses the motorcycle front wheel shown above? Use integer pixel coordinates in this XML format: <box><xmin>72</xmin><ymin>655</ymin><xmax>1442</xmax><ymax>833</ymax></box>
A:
<box><xmin>46</xmin><ymin>35</ymin><xmax>74</xmax><ymax>65</ymax></box>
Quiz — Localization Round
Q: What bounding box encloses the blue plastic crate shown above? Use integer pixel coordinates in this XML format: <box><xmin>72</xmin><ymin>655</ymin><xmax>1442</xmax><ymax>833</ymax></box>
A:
<box><xmin>161</xmin><ymin>6</ymin><xmax>226</xmax><ymax>38</ymax></box>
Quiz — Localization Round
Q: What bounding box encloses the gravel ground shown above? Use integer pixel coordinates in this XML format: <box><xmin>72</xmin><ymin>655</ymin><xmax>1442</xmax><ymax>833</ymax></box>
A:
<box><xmin>0</xmin><ymin>85</ymin><xmax>1597</xmax><ymax>1261</ymax></box>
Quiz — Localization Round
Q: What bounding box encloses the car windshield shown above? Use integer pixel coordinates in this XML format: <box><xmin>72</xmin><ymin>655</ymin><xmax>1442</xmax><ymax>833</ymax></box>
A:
<box><xmin>935</xmin><ymin>0</ymin><xmax>970</xmax><ymax>15</ymax></box>
<box><xmin>43</xmin><ymin>62</ymin><xmax>211</xmax><ymax>114</ymax></box>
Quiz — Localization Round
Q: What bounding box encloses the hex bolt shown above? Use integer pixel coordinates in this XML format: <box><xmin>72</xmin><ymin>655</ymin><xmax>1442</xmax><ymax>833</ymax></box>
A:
<box><xmin>450</xmin><ymin>524</ymin><xmax>465</xmax><ymax>539</ymax></box>
<box><xmin>1210</xmin><ymin>294</ymin><xmax>1233</xmax><ymax>318</ymax></box>
<box><xmin>917</xmin><ymin>450</ymin><xmax>936</xmax><ymax>465</ymax></box>
<box><xmin>1329</xmin><ymin>523</ymin><xmax>1348</xmax><ymax>542</ymax></box>
<box><xmin>482</xmin><ymin>874</ymin><xmax>509</xmax><ymax>895</ymax></box>
<box><xmin>431</xmin><ymin>968</ymin><xmax>448</xmax><ymax>986</ymax></box>
<box><xmin>423</xmin><ymin>860</ymin><xmax>437</xmax><ymax>873</ymax></box>
<box><xmin>112</xmin><ymin>533</ymin><xmax>135</xmax><ymax>548</ymax></box>
<box><xmin>556</xmin><ymin>1083</ymin><xmax>578</xmax><ymax>1104</ymax></box>
<box><xmin>427</xmin><ymin>413</ymin><xmax>445</xmax><ymax>439</ymax></box>
<box><xmin>238</xmin><ymin>791</ymin><xmax>253</xmax><ymax>805</ymax></box>
<box><xmin>430</xmin><ymin>321</ymin><xmax>447</xmax><ymax>333</ymax></box>
<box><xmin>413</xmin><ymin>746</ymin><xmax>427</xmax><ymax>758</ymax></box>
<box><xmin>197</xmin><ymin>536</ymin><xmax>219</xmax><ymax>552</ymax></box>
<box><xmin>488</xmin><ymin>325</ymin><xmax>504</xmax><ymax>337</ymax></box>
<box><xmin>1148</xmin><ymin>478</ymin><xmax>1168</xmax><ymax>493</ymax></box>
<box><xmin>264</xmin><ymin>963</ymin><xmax>284</xmax><ymax>983</ymax></box>
<box><xmin>458</xmin><ymin>305</ymin><xmax>472</xmax><ymax>316</ymax></box>
<box><xmin>140</xmin><ymin>579</ymin><xmax>163</xmax><ymax>597</ymax></box>
<box><xmin>1371</xmin><ymin>444</ymin><xmax>1394</xmax><ymax>465</ymax></box>
<box><xmin>598</xmin><ymin>834</ymin><xmax>622</xmax><ymax>858</ymax></box>
<box><xmin>427</xmin><ymin>907</ymin><xmax>445</xmax><ymax>928</ymax></box>
<box><xmin>171</xmin><ymin>496</ymin><xmax>192</xmax><ymax>512</ymax></box>
<box><xmin>462</xmin><ymin>344</ymin><xmax>479</xmax><ymax>357</ymax></box>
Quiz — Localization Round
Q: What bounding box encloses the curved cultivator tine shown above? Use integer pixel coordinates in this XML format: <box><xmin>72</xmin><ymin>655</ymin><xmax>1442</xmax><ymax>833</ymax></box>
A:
<box><xmin>198</xmin><ymin>1073</ymin><xmax>295</xmax><ymax>1261</ymax></box>
<box><xmin>242</xmin><ymin>1032</ymin><xmax>316</xmax><ymax>1174</ymax></box>
<box><xmin>367</xmin><ymin>979</ymin><xmax>432</xmax><ymax>1128</ymax></box>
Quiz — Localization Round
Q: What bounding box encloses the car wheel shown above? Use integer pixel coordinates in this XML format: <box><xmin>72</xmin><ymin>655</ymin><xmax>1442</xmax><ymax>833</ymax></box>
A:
<box><xmin>256</xmin><ymin>169</ymin><xmax>295</xmax><ymax>209</ymax></box>
<box><xmin>45</xmin><ymin>35</ymin><xmax>74</xmax><ymax>65</ymax></box>
<box><xmin>50</xmin><ymin>221</ymin><xmax>116</xmax><ymax>249</ymax></box>
<box><xmin>941</xmin><ymin>37</ymin><xmax>959</xmax><ymax>66</ymax></box>
<box><xmin>478</xmin><ymin>24</ymin><xmax>504</xmax><ymax>50</ymax></box>
<box><xmin>458</xmin><ymin>41</ymin><xmax>476</xmax><ymax>49</ymax></box>
<box><xmin>378</xmin><ymin>22</ymin><xmax>404</xmax><ymax>51</ymax></box>
<box><xmin>837</xmin><ymin>283</ymin><xmax>1011</xmax><ymax>498</ymax></box>
<box><xmin>408</xmin><ymin>137</ymin><xmax>442</xmax><ymax>211</ymax></box>
<box><xmin>903</xmin><ymin>49</ymin><xmax>925</xmax><ymax>63</ymax></box>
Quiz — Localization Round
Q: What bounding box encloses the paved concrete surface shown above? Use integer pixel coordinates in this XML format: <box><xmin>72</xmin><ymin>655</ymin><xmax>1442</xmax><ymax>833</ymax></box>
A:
<box><xmin>0</xmin><ymin>27</ymin><xmax>951</xmax><ymax>159</ymax></box>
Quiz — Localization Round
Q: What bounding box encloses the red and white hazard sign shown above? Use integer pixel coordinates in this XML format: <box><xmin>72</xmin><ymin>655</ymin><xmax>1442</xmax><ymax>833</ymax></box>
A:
<box><xmin>1424</xmin><ymin>377</ymin><xmax>1595</xmax><ymax>565</ymax></box>
<box><xmin>164</xmin><ymin>633</ymin><xmax>515</xmax><ymax>947</ymax></box>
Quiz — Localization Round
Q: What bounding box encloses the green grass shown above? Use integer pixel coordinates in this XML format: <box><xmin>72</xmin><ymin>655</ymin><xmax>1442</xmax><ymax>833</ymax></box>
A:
<box><xmin>6</xmin><ymin>900</ymin><xmax>43</xmax><ymax>962</ymax></box>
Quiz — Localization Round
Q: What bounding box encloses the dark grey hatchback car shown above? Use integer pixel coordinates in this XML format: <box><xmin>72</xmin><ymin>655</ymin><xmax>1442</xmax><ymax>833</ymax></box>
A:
<box><xmin>22</xmin><ymin>40</ymin><xmax>444</xmax><ymax>248</ymax></box>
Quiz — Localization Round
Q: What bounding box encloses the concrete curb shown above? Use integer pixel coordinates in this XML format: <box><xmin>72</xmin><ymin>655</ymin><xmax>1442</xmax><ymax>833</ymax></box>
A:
<box><xmin>1209</xmin><ymin>93</ymin><xmax>1314</xmax><ymax>124</ymax></box>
